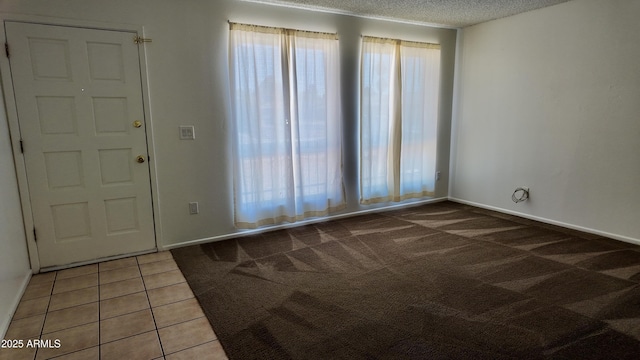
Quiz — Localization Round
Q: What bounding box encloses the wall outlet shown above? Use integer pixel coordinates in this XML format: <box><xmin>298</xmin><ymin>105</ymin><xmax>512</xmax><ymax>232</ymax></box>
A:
<box><xmin>188</xmin><ymin>202</ymin><xmax>199</xmax><ymax>214</ymax></box>
<box><xmin>179</xmin><ymin>126</ymin><xmax>195</xmax><ymax>140</ymax></box>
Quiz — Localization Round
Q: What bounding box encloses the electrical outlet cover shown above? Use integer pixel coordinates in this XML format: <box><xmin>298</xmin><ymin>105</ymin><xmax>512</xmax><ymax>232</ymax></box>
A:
<box><xmin>188</xmin><ymin>202</ymin><xmax>199</xmax><ymax>214</ymax></box>
<box><xmin>179</xmin><ymin>126</ymin><xmax>195</xmax><ymax>140</ymax></box>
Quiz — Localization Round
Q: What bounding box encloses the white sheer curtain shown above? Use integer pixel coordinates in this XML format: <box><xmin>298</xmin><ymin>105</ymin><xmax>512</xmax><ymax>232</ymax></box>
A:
<box><xmin>360</xmin><ymin>38</ymin><xmax>397</xmax><ymax>203</ymax></box>
<box><xmin>360</xmin><ymin>36</ymin><xmax>440</xmax><ymax>204</ymax></box>
<box><xmin>399</xmin><ymin>41</ymin><xmax>441</xmax><ymax>199</ymax></box>
<box><xmin>229</xmin><ymin>24</ymin><xmax>344</xmax><ymax>228</ymax></box>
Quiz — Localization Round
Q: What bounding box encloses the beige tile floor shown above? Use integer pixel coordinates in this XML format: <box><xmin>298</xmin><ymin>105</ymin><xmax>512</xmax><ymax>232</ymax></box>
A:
<box><xmin>0</xmin><ymin>252</ymin><xmax>229</xmax><ymax>360</ymax></box>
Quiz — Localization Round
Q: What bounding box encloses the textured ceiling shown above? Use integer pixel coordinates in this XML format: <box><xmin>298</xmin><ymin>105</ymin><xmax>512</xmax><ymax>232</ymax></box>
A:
<box><xmin>241</xmin><ymin>0</ymin><xmax>572</xmax><ymax>28</ymax></box>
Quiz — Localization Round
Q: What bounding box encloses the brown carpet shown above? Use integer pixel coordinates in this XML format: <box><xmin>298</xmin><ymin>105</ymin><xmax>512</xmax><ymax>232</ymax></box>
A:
<box><xmin>171</xmin><ymin>201</ymin><xmax>640</xmax><ymax>359</ymax></box>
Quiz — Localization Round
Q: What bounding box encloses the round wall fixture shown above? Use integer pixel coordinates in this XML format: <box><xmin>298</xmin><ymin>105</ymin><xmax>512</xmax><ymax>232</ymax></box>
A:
<box><xmin>512</xmin><ymin>187</ymin><xmax>529</xmax><ymax>203</ymax></box>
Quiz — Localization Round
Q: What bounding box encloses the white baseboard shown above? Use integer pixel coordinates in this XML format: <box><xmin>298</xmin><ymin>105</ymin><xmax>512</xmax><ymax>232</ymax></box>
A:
<box><xmin>164</xmin><ymin>197</ymin><xmax>449</xmax><ymax>250</ymax></box>
<box><xmin>0</xmin><ymin>269</ymin><xmax>31</xmax><ymax>339</ymax></box>
<box><xmin>448</xmin><ymin>197</ymin><xmax>640</xmax><ymax>246</ymax></box>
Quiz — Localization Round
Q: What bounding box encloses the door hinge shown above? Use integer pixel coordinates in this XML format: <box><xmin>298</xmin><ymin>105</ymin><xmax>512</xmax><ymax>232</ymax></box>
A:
<box><xmin>5</xmin><ymin>42</ymin><xmax>9</xmax><ymax>58</ymax></box>
<box><xmin>133</xmin><ymin>36</ymin><xmax>152</xmax><ymax>44</ymax></box>
<box><xmin>33</xmin><ymin>228</ymin><xmax>37</xmax><ymax>242</ymax></box>
<box><xmin>20</xmin><ymin>140</ymin><xmax>24</xmax><ymax>153</ymax></box>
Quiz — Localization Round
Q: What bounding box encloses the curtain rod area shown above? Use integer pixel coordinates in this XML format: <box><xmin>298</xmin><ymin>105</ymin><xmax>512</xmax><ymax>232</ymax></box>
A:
<box><xmin>228</xmin><ymin>21</ymin><xmax>338</xmax><ymax>38</ymax></box>
<box><xmin>361</xmin><ymin>34</ymin><xmax>439</xmax><ymax>48</ymax></box>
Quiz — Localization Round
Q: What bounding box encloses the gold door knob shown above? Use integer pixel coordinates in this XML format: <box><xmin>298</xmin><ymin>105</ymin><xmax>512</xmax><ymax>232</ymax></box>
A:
<box><xmin>133</xmin><ymin>120</ymin><xmax>142</xmax><ymax>128</ymax></box>
<box><xmin>136</xmin><ymin>155</ymin><xmax>146</xmax><ymax>163</ymax></box>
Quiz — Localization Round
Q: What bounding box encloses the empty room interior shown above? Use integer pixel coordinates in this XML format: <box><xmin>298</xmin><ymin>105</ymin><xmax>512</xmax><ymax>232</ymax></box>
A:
<box><xmin>1</xmin><ymin>0</ymin><xmax>639</xmax><ymax>358</ymax></box>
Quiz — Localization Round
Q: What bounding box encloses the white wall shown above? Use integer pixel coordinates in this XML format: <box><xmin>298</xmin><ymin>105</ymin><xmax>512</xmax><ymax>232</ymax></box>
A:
<box><xmin>0</xmin><ymin>85</ymin><xmax>31</xmax><ymax>337</ymax></box>
<box><xmin>0</xmin><ymin>0</ymin><xmax>456</xmax><ymax>248</ymax></box>
<box><xmin>451</xmin><ymin>0</ymin><xmax>640</xmax><ymax>242</ymax></box>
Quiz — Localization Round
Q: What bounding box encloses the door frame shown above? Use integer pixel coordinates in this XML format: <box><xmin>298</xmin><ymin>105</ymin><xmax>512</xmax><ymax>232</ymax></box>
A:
<box><xmin>0</xmin><ymin>14</ymin><xmax>163</xmax><ymax>273</ymax></box>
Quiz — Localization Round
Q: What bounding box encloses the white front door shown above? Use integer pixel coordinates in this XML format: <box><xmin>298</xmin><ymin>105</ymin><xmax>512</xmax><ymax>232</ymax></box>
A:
<box><xmin>6</xmin><ymin>22</ymin><xmax>155</xmax><ymax>268</ymax></box>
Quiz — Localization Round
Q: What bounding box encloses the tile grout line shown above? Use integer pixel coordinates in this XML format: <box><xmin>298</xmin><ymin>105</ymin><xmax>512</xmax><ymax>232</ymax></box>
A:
<box><xmin>53</xmin><ymin>265</ymin><xmax>108</xmax><ymax>359</ymax></box>
<box><xmin>139</xmin><ymin>254</ymin><xmax>211</xmax><ymax>358</ymax></box>
<box><xmin>34</xmin><ymin>271</ymin><xmax>57</xmax><ymax>360</ymax></box>
<box><xmin>164</xmin><ymin>340</ymin><xmax>218</xmax><ymax>358</ymax></box>
<box><xmin>155</xmin><ymin>312</ymin><xmax>206</xmax><ymax>332</ymax></box>
<box><xmin>137</xmin><ymin>256</ymin><xmax>168</xmax><ymax>358</ymax></box>
<box><xmin>54</xmin><ymin>269</ymin><xmax>100</xmax><ymax>360</ymax></box>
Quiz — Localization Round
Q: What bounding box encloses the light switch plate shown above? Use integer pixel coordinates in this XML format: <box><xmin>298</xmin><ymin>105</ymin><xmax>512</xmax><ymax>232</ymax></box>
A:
<box><xmin>189</xmin><ymin>202</ymin><xmax>199</xmax><ymax>214</ymax></box>
<box><xmin>179</xmin><ymin>126</ymin><xmax>195</xmax><ymax>140</ymax></box>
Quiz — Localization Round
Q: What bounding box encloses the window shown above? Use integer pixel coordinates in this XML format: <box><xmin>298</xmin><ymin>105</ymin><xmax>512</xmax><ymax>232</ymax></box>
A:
<box><xmin>360</xmin><ymin>36</ymin><xmax>440</xmax><ymax>204</ymax></box>
<box><xmin>229</xmin><ymin>23</ymin><xmax>344</xmax><ymax>228</ymax></box>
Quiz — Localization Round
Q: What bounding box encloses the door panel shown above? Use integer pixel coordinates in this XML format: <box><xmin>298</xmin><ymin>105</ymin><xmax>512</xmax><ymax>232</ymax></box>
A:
<box><xmin>6</xmin><ymin>22</ymin><xmax>155</xmax><ymax>267</ymax></box>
